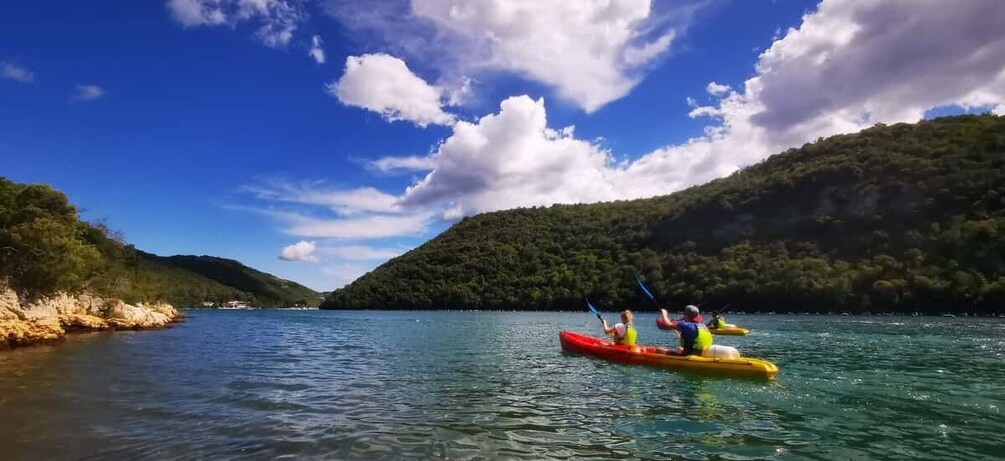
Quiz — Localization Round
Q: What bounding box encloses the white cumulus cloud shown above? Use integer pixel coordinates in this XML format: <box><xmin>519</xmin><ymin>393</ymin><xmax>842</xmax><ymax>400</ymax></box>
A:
<box><xmin>327</xmin><ymin>54</ymin><xmax>456</xmax><ymax>127</ymax></box>
<box><xmin>747</xmin><ymin>0</ymin><xmax>1005</xmax><ymax>147</ymax></box>
<box><xmin>411</xmin><ymin>0</ymin><xmax>677</xmax><ymax>112</ymax></box>
<box><xmin>0</xmin><ymin>62</ymin><xmax>35</xmax><ymax>83</ymax></box>
<box><xmin>634</xmin><ymin>0</ymin><xmax>1005</xmax><ymax>195</ymax></box>
<box><xmin>706</xmin><ymin>81</ymin><xmax>731</xmax><ymax>95</ymax></box>
<box><xmin>325</xmin><ymin>0</ymin><xmax>692</xmax><ymax>113</ymax></box>
<box><xmin>309</xmin><ymin>35</ymin><xmax>326</xmax><ymax>64</ymax></box>
<box><xmin>370</xmin><ymin>155</ymin><xmax>437</xmax><ymax>173</ymax></box>
<box><xmin>166</xmin><ymin>0</ymin><xmax>304</xmax><ymax>47</ymax></box>
<box><xmin>167</xmin><ymin>0</ymin><xmax>226</xmax><ymax>26</ymax></box>
<box><xmin>374</xmin><ymin>0</ymin><xmax>1005</xmax><ymax>218</ymax></box>
<box><xmin>70</xmin><ymin>84</ymin><xmax>105</xmax><ymax>103</ymax></box>
<box><xmin>401</xmin><ymin>95</ymin><xmax>616</xmax><ymax>216</ymax></box>
<box><xmin>279</xmin><ymin>240</ymin><xmax>318</xmax><ymax>262</ymax></box>
<box><xmin>244</xmin><ymin>179</ymin><xmax>401</xmax><ymax>215</ymax></box>
<box><xmin>284</xmin><ymin>212</ymin><xmax>432</xmax><ymax>239</ymax></box>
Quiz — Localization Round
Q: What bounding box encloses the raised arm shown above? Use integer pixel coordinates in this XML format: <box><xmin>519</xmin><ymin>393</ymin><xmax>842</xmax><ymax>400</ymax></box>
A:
<box><xmin>659</xmin><ymin>309</ymin><xmax>675</xmax><ymax>327</ymax></box>
<box><xmin>601</xmin><ymin>318</ymin><xmax>616</xmax><ymax>335</ymax></box>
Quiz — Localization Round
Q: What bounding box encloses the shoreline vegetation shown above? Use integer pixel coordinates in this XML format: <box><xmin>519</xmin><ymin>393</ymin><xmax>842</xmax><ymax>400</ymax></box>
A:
<box><xmin>0</xmin><ymin>176</ymin><xmax>318</xmax><ymax>349</ymax></box>
<box><xmin>323</xmin><ymin>115</ymin><xmax>1005</xmax><ymax>315</ymax></box>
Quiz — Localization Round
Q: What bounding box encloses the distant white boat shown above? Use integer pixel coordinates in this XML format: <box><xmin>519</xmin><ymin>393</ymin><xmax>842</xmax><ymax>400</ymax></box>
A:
<box><xmin>220</xmin><ymin>300</ymin><xmax>251</xmax><ymax>309</ymax></box>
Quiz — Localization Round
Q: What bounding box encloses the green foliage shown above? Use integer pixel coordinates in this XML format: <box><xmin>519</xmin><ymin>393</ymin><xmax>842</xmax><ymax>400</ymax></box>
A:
<box><xmin>0</xmin><ymin>178</ymin><xmax>319</xmax><ymax>306</ymax></box>
<box><xmin>0</xmin><ymin>182</ymin><xmax>101</xmax><ymax>297</ymax></box>
<box><xmin>323</xmin><ymin>115</ymin><xmax>1005</xmax><ymax>314</ymax></box>
<box><xmin>149</xmin><ymin>254</ymin><xmax>320</xmax><ymax>307</ymax></box>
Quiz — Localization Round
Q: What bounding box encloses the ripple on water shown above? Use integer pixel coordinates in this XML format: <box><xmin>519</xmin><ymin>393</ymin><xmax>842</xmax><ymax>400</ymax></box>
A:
<box><xmin>1</xmin><ymin>311</ymin><xmax>1004</xmax><ymax>459</ymax></box>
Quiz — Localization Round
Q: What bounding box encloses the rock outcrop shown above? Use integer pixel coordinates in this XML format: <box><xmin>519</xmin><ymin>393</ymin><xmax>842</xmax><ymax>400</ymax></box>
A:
<box><xmin>1</xmin><ymin>284</ymin><xmax>183</xmax><ymax>349</ymax></box>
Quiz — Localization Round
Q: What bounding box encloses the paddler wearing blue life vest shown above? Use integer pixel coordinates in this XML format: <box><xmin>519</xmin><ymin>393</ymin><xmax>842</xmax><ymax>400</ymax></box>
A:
<box><xmin>601</xmin><ymin>310</ymin><xmax>637</xmax><ymax>346</ymax></box>
<box><xmin>659</xmin><ymin>305</ymin><xmax>712</xmax><ymax>356</ymax></box>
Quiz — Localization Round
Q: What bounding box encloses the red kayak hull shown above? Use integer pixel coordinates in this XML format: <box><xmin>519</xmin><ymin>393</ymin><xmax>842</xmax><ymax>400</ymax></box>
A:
<box><xmin>558</xmin><ymin>330</ymin><xmax>777</xmax><ymax>379</ymax></box>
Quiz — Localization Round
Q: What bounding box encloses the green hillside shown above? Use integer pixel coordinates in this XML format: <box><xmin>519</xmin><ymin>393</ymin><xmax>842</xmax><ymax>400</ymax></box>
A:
<box><xmin>0</xmin><ymin>177</ymin><xmax>319</xmax><ymax>307</ymax></box>
<box><xmin>322</xmin><ymin>115</ymin><xmax>1005</xmax><ymax>314</ymax></box>
<box><xmin>148</xmin><ymin>253</ymin><xmax>319</xmax><ymax>307</ymax></box>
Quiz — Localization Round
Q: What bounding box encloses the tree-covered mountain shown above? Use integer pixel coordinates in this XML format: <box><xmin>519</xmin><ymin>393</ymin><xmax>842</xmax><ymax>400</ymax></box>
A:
<box><xmin>146</xmin><ymin>253</ymin><xmax>319</xmax><ymax>307</ymax></box>
<box><xmin>323</xmin><ymin>114</ymin><xmax>1005</xmax><ymax>314</ymax></box>
<box><xmin>0</xmin><ymin>177</ymin><xmax>319</xmax><ymax>307</ymax></box>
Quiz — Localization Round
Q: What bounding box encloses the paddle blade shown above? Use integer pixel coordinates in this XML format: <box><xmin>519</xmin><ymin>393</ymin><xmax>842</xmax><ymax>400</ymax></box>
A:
<box><xmin>585</xmin><ymin>299</ymin><xmax>601</xmax><ymax>317</ymax></box>
<box><xmin>635</xmin><ymin>275</ymin><xmax>656</xmax><ymax>301</ymax></box>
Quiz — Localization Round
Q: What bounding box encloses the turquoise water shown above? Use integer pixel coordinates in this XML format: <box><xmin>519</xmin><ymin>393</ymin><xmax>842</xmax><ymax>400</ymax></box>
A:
<box><xmin>1</xmin><ymin>310</ymin><xmax>1003</xmax><ymax>460</ymax></box>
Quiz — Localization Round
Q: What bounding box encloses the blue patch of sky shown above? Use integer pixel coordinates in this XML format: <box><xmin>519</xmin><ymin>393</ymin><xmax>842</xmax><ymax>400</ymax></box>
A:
<box><xmin>923</xmin><ymin>104</ymin><xmax>998</xmax><ymax>120</ymax></box>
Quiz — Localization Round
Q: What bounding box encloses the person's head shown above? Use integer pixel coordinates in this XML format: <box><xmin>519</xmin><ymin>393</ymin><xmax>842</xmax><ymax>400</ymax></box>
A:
<box><xmin>684</xmin><ymin>305</ymin><xmax>700</xmax><ymax>321</ymax></box>
<box><xmin>712</xmin><ymin>310</ymin><xmax>720</xmax><ymax>318</ymax></box>
<box><xmin>621</xmin><ymin>310</ymin><xmax>633</xmax><ymax>324</ymax></box>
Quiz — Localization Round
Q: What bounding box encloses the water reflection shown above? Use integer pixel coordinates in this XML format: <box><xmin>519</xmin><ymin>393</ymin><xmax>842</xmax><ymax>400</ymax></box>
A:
<box><xmin>1</xmin><ymin>311</ymin><xmax>1003</xmax><ymax>459</ymax></box>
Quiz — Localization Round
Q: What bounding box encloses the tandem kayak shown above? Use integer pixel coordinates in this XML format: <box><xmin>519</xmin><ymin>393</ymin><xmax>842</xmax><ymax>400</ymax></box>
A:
<box><xmin>559</xmin><ymin>331</ymin><xmax>778</xmax><ymax>380</ymax></box>
<box><xmin>656</xmin><ymin>318</ymin><xmax>749</xmax><ymax>335</ymax></box>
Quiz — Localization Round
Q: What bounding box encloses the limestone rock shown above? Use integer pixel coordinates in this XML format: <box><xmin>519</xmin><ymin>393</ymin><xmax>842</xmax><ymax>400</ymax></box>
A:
<box><xmin>1</xmin><ymin>316</ymin><xmax>63</xmax><ymax>349</ymax></box>
<box><xmin>139</xmin><ymin>301</ymin><xmax>180</xmax><ymax>319</ymax></box>
<box><xmin>1</xmin><ymin>284</ymin><xmax>180</xmax><ymax>349</ymax></box>
<box><xmin>59</xmin><ymin>313</ymin><xmax>110</xmax><ymax>331</ymax></box>
<box><xmin>105</xmin><ymin>301</ymin><xmax>173</xmax><ymax>329</ymax></box>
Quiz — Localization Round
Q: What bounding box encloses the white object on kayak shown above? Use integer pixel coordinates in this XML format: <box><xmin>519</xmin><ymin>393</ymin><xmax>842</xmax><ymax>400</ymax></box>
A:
<box><xmin>702</xmin><ymin>344</ymin><xmax>741</xmax><ymax>360</ymax></box>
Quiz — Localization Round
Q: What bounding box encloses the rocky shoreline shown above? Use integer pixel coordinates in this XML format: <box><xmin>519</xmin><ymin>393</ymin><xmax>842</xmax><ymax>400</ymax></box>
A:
<box><xmin>1</xmin><ymin>284</ymin><xmax>183</xmax><ymax>349</ymax></box>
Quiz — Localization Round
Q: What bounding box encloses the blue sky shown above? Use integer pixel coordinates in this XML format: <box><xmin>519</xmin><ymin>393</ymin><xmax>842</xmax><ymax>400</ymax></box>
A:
<box><xmin>2</xmin><ymin>1</ymin><xmax>1003</xmax><ymax>291</ymax></box>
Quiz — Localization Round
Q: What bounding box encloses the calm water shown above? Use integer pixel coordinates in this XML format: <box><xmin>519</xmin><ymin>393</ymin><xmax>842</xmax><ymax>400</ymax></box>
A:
<box><xmin>1</xmin><ymin>310</ymin><xmax>1003</xmax><ymax>460</ymax></box>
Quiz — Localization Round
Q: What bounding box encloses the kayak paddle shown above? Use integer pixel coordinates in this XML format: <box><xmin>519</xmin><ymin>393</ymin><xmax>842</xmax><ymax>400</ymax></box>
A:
<box><xmin>635</xmin><ymin>274</ymin><xmax>662</xmax><ymax>310</ymax></box>
<box><xmin>585</xmin><ymin>299</ymin><xmax>603</xmax><ymax>320</ymax></box>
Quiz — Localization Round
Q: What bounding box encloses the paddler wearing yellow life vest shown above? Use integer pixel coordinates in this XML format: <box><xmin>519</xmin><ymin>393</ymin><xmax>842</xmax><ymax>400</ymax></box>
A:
<box><xmin>601</xmin><ymin>310</ymin><xmax>637</xmax><ymax>346</ymax></box>
<box><xmin>706</xmin><ymin>311</ymin><xmax>727</xmax><ymax>329</ymax></box>
<box><xmin>659</xmin><ymin>305</ymin><xmax>712</xmax><ymax>355</ymax></box>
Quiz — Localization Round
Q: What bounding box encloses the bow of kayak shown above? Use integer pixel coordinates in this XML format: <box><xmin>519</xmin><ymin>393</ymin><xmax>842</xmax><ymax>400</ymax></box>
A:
<box><xmin>558</xmin><ymin>331</ymin><xmax>778</xmax><ymax>380</ymax></box>
<box><xmin>710</xmin><ymin>326</ymin><xmax>749</xmax><ymax>336</ymax></box>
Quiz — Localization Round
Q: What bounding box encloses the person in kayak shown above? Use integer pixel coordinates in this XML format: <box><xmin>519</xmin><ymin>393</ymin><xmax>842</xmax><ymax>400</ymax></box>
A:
<box><xmin>601</xmin><ymin>310</ymin><xmax>637</xmax><ymax>346</ymax></box>
<box><xmin>659</xmin><ymin>305</ymin><xmax>712</xmax><ymax>355</ymax></box>
<box><xmin>706</xmin><ymin>311</ymin><xmax>726</xmax><ymax>330</ymax></box>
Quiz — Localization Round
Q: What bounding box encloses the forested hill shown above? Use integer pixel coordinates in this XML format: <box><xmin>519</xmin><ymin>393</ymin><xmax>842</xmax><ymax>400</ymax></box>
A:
<box><xmin>0</xmin><ymin>178</ymin><xmax>320</xmax><ymax>307</ymax></box>
<box><xmin>144</xmin><ymin>253</ymin><xmax>319</xmax><ymax>307</ymax></box>
<box><xmin>322</xmin><ymin>115</ymin><xmax>1005</xmax><ymax>314</ymax></box>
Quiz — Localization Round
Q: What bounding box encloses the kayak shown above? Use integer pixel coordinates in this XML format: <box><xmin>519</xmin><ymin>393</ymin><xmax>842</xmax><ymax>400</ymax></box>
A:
<box><xmin>558</xmin><ymin>331</ymin><xmax>778</xmax><ymax>380</ymax></box>
<box><xmin>656</xmin><ymin>318</ymin><xmax>749</xmax><ymax>335</ymax></box>
<box><xmin>710</xmin><ymin>326</ymin><xmax>749</xmax><ymax>336</ymax></box>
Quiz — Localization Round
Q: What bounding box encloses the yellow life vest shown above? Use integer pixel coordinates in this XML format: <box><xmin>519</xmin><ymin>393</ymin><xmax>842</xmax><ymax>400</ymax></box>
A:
<box><xmin>695</xmin><ymin>324</ymin><xmax>713</xmax><ymax>350</ymax></box>
<box><xmin>615</xmin><ymin>324</ymin><xmax>637</xmax><ymax>346</ymax></box>
<box><xmin>678</xmin><ymin>321</ymin><xmax>714</xmax><ymax>353</ymax></box>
